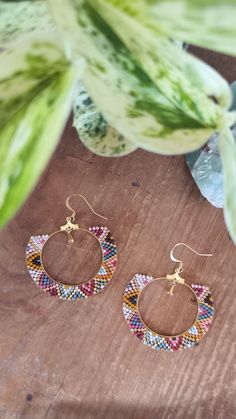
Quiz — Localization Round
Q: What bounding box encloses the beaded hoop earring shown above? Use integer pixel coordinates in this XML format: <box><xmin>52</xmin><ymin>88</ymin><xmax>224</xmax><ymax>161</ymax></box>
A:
<box><xmin>123</xmin><ymin>244</ymin><xmax>214</xmax><ymax>352</ymax></box>
<box><xmin>26</xmin><ymin>194</ymin><xmax>117</xmax><ymax>300</ymax></box>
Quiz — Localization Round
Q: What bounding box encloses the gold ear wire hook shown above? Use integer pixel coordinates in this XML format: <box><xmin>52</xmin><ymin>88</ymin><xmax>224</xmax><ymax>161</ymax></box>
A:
<box><xmin>61</xmin><ymin>194</ymin><xmax>107</xmax><ymax>243</ymax></box>
<box><xmin>170</xmin><ymin>242</ymin><xmax>212</xmax><ymax>272</ymax></box>
<box><xmin>167</xmin><ymin>243</ymin><xmax>213</xmax><ymax>295</ymax></box>
<box><xmin>65</xmin><ymin>194</ymin><xmax>108</xmax><ymax>221</ymax></box>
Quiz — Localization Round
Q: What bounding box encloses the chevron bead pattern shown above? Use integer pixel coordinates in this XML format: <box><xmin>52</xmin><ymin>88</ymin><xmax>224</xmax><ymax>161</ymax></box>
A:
<box><xmin>123</xmin><ymin>274</ymin><xmax>214</xmax><ymax>351</ymax></box>
<box><xmin>26</xmin><ymin>226</ymin><xmax>117</xmax><ymax>300</ymax></box>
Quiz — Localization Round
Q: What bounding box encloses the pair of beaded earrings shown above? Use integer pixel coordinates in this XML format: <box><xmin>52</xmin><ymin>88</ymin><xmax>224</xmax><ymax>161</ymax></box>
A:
<box><xmin>26</xmin><ymin>194</ymin><xmax>214</xmax><ymax>352</ymax></box>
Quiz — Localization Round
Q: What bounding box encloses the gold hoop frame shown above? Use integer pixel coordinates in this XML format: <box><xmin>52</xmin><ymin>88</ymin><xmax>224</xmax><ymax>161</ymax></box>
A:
<box><xmin>26</xmin><ymin>226</ymin><xmax>117</xmax><ymax>300</ymax></box>
<box><xmin>137</xmin><ymin>278</ymin><xmax>199</xmax><ymax>338</ymax></box>
<box><xmin>123</xmin><ymin>274</ymin><xmax>214</xmax><ymax>351</ymax></box>
<box><xmin>40</xmin><ymin>228</ymin><xmax>103</xmax><ymax>287</ymax></box>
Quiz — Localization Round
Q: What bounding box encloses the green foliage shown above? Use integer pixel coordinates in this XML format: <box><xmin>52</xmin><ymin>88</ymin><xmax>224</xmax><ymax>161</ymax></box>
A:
<box><xmin>73</xmin><ymin>82</ymin><xmax>137</xmax><ymax>156</ymax></box>
<box><xmin>0</xmin><ymin>0</ymin><xmax>236</xmax><ymax>243</ymax></box>
<box><xmin>49</xmin><ymin>0</ymin><xmax>231</xmax><ymax>155</ymax></box>
<box><xmin>107</xmin><ymin>0</ymin><xmax>236</xmax><ymax>56</ymax></box>
<box><xmin>219</xmin><ymin>128</ymin><xmax>236</xmax><ymax>243</ymax></box>
<box><xmin>0</xmin><ymin>0</ymin><xmax>53</xmax><ymax>47</ymax></box>
<box><xmin>0</xmin><ymin>33</ymin><xmax>79</xmax><ymax>227</ymax></box>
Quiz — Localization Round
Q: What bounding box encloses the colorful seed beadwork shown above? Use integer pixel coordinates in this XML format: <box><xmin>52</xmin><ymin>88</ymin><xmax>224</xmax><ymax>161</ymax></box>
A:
<box><xmin>26</xmin><ymin>226</ymin><xmax>117</xmax><ymax>300</ymax></box>
<box><xmin>123</xmin><ymin>274</ymin><xmax>214</xmax><ymax>351</ymax></box>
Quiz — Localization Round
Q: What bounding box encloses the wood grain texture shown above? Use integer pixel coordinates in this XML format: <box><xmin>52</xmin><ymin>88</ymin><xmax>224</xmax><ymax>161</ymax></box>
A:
<box><xmin>1</xmin><ymin>50</ymin><xmax>236</xmax><ymax>419</ymax></box>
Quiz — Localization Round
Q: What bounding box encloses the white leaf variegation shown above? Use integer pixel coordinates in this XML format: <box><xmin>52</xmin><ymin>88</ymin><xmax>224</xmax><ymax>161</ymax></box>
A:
<box><xmin>94</xmin><ymin>0</ymin><xmax>232</xmax><ymax>113</ymax></box>
<box><xmin>219</xmin><ymin>127</ymin><xmax>236</xmax><ymax>244</ymax></box>
<box><xmin>0</xmin><ymin>32</ymin><xmax>69</xmax><ymax>126</ymax></box>
<box><xmin>0</xmin><ymin>0</ymin><xmax>54</xmax><ymax>48</ymax></box>
<box><xmin>73</xmin><ymin>82</ymin><xmax>137</xmax><ymax>156</ymax></box>
<box><xmin>0</xmin><ymin>34</ymin><xmax>81</xmax><ymax>227</ymax></box>
<box><xmin>49</xmin><ymin>0</ymin><xmax>226</xmax><ymax>155</ymax></box>
<box><xmin>1</xmin><ymin>0</ymin><xmax>236</xmax><ymax>242</ymax></box>
<box><xmin>106</xmin><ymin>0</ymin><xmax>236</xmax><ymax>57</ymax></box>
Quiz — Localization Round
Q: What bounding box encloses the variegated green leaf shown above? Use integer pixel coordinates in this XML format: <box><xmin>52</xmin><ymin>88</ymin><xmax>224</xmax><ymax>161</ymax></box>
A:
<box><xmin>73</xmin><ymin>82</ymin><xmax>137</xmax><ymax>156</ymax></box>
<box><xmin>0</xmin><ymin>0</ymin><xmax>54</xmax><ymax>48</ymax></box>
<box><xmin>1</xmin><ymin>0</ymin><xmax>135</xmax><ymax>157</ymax></box>
<box><xmin>93</xmin><ymin>0</ymin><xmax>232</xmax><ymax>118</ymax></box>
<box><xmin>106</xmin><ymin>0</ymin><xmax>236</xmax><ymax>57</ymax></box>
<box><xmin>0</xmin><ymin>35</ymin><xmax>80</xmax><ymax>227</ymax></box>
<box><xmin>0</xmin><ymin>33</ymin><xmax>70</xmax><ymax>126</ymax></box>
<box><xmin>49</xmin><ymin>0</ymin><xmax>220</xmax><ymax>155</ymax></box>
<box><xmin>219</xmin><ymin>127</ymin><xmax>236</xmax><ymax>244</ymax></box>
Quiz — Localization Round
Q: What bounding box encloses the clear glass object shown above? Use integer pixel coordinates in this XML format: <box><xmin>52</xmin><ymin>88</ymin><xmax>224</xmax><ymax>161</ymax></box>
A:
<box><xmin>186</xmin><ymin>82</ymin><xmax>236</xmax><ymax>208</ymax></box>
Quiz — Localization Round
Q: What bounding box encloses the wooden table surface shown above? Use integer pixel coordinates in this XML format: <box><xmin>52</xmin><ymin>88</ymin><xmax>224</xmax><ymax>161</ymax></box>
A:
<box><xmin>1</xmin><ymin>49</ymin><xmax>236</xmax><ymax>419</ymax></box>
